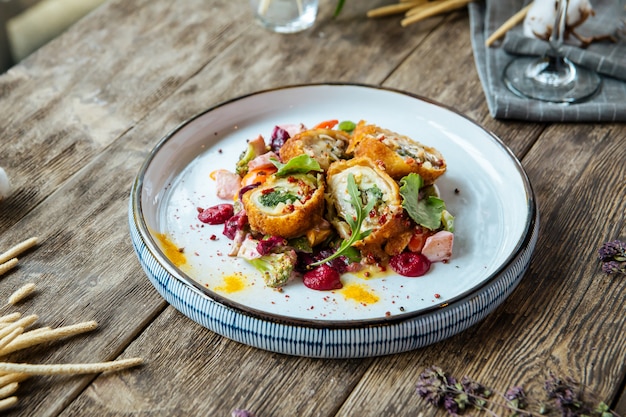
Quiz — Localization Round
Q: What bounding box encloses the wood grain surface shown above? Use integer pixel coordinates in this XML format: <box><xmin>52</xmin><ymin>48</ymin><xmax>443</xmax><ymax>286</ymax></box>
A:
<box><xmin>0</xmin><ymin>0</ymin><xmax>624</xmax><ymax>416</ymax></box>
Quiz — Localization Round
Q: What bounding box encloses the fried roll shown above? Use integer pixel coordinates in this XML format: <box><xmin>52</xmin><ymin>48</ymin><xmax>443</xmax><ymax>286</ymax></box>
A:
<box><xmin>242</xmin><ymin>173</ymin><xmax>325</xmax><ymax>238</ymax></box>
<box><xmin>326</xmin><ymin>157</ymin><xmax>407</xmax><ymax>260</ymax></box>
<box><xmin>348</xmin><ymin>121</ymin><xmax>446</xmax><ymax>183</ymax></box>
<box><xmin>279</xmin><ymin>128</ymin><xmax>351</xmax><ymax>171</ymax></box>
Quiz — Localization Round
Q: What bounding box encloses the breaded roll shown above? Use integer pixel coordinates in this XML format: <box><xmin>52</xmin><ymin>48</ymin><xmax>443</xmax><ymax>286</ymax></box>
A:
<box><xmin>348</xmin><ymin>121</ymin><xmax>446</xmax><ymax>183</ymax></box>
<box><xmin>242</xmin><ymin>173</ymin><xmax>325</xmax><ymax>238</ymax></box>
<box><xmin>279</xmin><ymin>128</ymin><xmax>351</xmax><ymax>171</ymax></box>
<box><xmin>326</xmin><ymin>157</ymin><xmax>407</xmax><ymax>261</ymax></box>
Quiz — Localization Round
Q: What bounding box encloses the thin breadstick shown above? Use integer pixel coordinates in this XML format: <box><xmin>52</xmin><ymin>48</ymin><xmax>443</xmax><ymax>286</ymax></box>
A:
<box><xmin>21</xmin><ymin>326</ymin><xmax>51</xmax><ymax>335</ymax></box>
<box><xmin>0</xmin><ymin>357</ymin><xmax>144</xmax><ymax>375</ymax></box>
<box><xmin>0</xmin><ymin>396</ymin><xmax>17</xmax><ymax>411</ymax></box>
<box><xmin>0</xmin><ymin>312</ymin><xmax>20</xmax><ymax>324</ymax></box>
<box><xmin>0</xmin><ymin>382</ymin><xmax>18</xmax><ymax>400</ymax></box>
<box><xmin>0</xmin><ymin>315</ymin><xmax>37</xmax><ymax>341</ymax></box>
<box><xmin>367</xmin><ymin>1</ymin><xmax>426</xmax><ymax>18</ymax></box>
<box><xmin>0</xmin><ymin>373</ymin><xmax>29</xmax><ymax>387</ymax></box>
<box><xmin>485</xmin><ymin>2</ymin><xmax>532</xmax><ymax>46</ymax></box>
<box><xmin>401</xmin><ymin>0</ymin><xmax>473</xmax><ymax>27</ymax></box>
<box><xmin>8</xmin><ymin>283</ymin><xmax>36</xmax><ymax>305</ymax></box>
<box><xmin>405</xmin><ymin>3</ymin><xmax>429</xmax><ymax>17</ymax></box>
<box><xmin>0</xmin><ymin>327</ymin><xmax>23</xmax><ymax>351</ymax></box>
<box><xmin>0</xmin><ymin>321</ymin><xmax>97</xmax><ymax>356</ymax></box>
<box><xmin>0</xmin><ymin>259</ymin><xmax>18</xmax><ymax>277</ymax></box>
<box><xmin>0</xmin><ymin>237</ymin><xmax>38</xmax><ymax>265</ymax></box>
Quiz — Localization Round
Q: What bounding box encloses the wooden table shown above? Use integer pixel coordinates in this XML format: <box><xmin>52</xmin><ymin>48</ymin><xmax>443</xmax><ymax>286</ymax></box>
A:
<box><xmin>1</xmin><ymin>0</ymin><xmax>625</xmax><ymax>415</ymax></box>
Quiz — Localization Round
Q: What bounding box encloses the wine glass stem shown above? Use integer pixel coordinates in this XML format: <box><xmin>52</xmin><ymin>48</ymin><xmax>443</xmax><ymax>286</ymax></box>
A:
<box><xmin>548</xmin><ymin>0</ymin><xmax>567</xmax><ymax>56</ymax></box>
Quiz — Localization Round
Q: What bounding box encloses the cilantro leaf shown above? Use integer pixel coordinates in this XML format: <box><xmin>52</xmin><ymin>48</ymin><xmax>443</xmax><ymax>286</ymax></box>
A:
<box><xmin>271</xmin><ymin>155</ymin><xmax>321</xmax><ymax>177</ymax></box>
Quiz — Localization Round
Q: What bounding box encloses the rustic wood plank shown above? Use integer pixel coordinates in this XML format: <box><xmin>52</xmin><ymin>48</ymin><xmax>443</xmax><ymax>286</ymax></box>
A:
<box><xmin>2</xmin><ymin>0</ymin><xmax>624</xmax><ymax>416</ymax></box>
<box><xmin>0</xmin><ymin>0</ymin><xmax>249</xmax><ymax>232</ymax></box>
<box><xmin>59</xmin><ymin>307</ymin><xmax>374</xmax><ymax>416</ymax></box>
<box><xmin>0</xmin><ymin>1</ymin><xmax>475</xmax><ymax>415</ymax></box>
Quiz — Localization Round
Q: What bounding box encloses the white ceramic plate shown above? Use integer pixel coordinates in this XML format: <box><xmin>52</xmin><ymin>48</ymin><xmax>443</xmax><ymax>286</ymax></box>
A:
<box><xmin>130</xmin><ymin>84</ymin><xmax>538</xmax><ymax>357</ymax></box>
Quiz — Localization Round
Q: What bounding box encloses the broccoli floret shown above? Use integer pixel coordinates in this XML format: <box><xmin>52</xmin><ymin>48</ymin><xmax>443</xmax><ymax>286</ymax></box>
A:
<box><xmin>248</xmin><ymin>250</ymin><xmax>298</xmax><ymax>288</ymax></box>
<box><xmin>235</xmin><ymin>143</ymin><xmax>257</xmax><ymax>176</ymax></box>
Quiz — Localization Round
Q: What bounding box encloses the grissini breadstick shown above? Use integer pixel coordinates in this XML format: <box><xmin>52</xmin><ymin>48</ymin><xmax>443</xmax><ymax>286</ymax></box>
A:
<box><xmin>367</xmin><ymin>0</ymin><xmax>426</xmax><ymax>18</ymax></box>
<box><xmin>0</xmin><ymin>321</ymin><xmax>97</xmax><ymax>356</ymax></box>
<box><xmin>0</xmin><ymin>357</ymin><xmax>144</xmax><ymax>375</ymax></box>
<box><xmin>8</xmin><ymin>283</ymin><xmax>36</xmax><ymax>305</ymax></box>
<box><xmin>0</xmin><ymin>396</ymin><xmax>17</xmax><ymax>411</ymax></box>
<box><xmin>0</xmin><ymin>237</ymin><xmax>38</xmax><ymax>265</ymax></box>
<box><xmin>401</xmin><ymin>0</ymin><xmax>473</xmax><ymax>27</ymax></box>
<box><xmin>0</xmin><ymin>259</ymin><xmax>18</xmax><ymax>277</ymax></box>
<box><xmin>485</xmin><ymin>2</ymin><xmax>533</xmax><ymax>46</ymax></box>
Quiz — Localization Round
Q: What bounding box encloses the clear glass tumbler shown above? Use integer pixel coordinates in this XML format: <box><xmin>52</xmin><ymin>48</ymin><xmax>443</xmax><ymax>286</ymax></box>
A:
<box><xmin>250</xmin><ymin>0</ymin><xmax>318</xmax><ymax>34</ymax></box>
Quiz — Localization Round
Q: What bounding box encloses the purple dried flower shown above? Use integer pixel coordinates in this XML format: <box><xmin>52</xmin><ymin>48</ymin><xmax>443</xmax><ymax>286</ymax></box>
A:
<box><xmin>598</xmin><ymin>240</ymin><xmax>626</xmax><ymax>276</ymax></box>
<box><xmin>505</xmin><ymin>386</ymin><xmax>529</xmax><ymax>411</ymax></box>
<box><xmin>598</xmin><ymin>240</ymin><xmax>626</xmax><ymax>262</ymax></box>
<box><xmin>444</xmin><ymin>394</ymin><xmax>460</xmax><ymax>414</ymax></box>
<box><xmin>416</xmin><ymin>366</ymin><xmax>450</xmax><ymax>407</ymax></box>
<box><xmin>602</xmin><ymin>260</ymin><xmax>626</xmax><ymax>275</ymax></box>
<box><xmin>231</xmin><ymin>409</ymin><xmax>256</xmax><ymax>417</ymax></box>
<box><xmin>544</xmin><ymin>372</ymin><xmax>592</xmax><ymax>417</ymax></box>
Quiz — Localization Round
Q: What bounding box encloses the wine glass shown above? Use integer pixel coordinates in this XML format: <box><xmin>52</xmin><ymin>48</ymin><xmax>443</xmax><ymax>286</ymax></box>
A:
<box><xmin>503</xmin><ymin>0</ymin><xmax>601</xmax><ymax>103</ymax></box>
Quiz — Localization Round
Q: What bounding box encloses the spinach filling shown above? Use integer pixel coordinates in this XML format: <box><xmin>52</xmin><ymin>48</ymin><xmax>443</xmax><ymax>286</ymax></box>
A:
<box><xmin>259</xmin><ymin>189</ymin><xmax>299</xmax><ymax>207</ymax></box>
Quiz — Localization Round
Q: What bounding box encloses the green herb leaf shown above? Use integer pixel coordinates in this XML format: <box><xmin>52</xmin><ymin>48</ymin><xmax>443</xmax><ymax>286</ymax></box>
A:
<box><xmin>310</xmin><ymin>173</ymin><xmax>377</xmax><ymax>267</ymax></box>
<box><xmin>400</xmin><ymin>173</ymin><xmax>451</xmax><ymax>231</ymax></box>
<box><xmin>271</xmin><ymin>154</ymin><xmax>321</xmax><ymax>176</ymax></box>
<box><xmin>258</xmin><ymin>189</ymin><xmax>299</xmax><ymax>207</ymax></box>
<box><xmin>333</xmin><ymin>0</ymin><xmax>345</xmax><ymax>17</ymax></box>
<box><xmin>338</xmin><ymin>120</ymin><xmax>356</xmax><ymax>132</ymax></box>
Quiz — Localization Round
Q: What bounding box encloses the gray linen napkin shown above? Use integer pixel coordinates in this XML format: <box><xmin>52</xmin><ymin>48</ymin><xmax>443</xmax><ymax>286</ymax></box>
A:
<box><xmin>469</xmin><ymin>0</ymin><xmax>626</xmax><ymax>122</ymax></box>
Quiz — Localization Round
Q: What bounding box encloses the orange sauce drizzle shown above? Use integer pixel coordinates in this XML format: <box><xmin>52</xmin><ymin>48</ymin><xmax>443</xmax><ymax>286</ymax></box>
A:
<box><xmin>155</xmin><ymin>233</ymin><xmax>187</xmax><ymax>267</ymax></box>
<box><xmin>341</xmin><ymin>283</ymin><xmax>379</xmax><ymax>305</ymax></box>
<box><xmin>215</xmin><ymin>273</ymin><xmax>246</xmax><ymax>293</ymax></box>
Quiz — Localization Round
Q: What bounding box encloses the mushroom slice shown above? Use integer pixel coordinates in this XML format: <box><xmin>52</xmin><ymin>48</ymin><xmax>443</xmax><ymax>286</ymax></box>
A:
<box><xmin>280</xmin><ymin>128</ymin><xmax>351</xmax><ymax>171</ymax></box>
<box><xmin>348</xmin><ymin>121</ymin><xmax>446</xmax><ymax>183</ymax></box>
<box><xmin>326</xmin><ymin>157</ymin><xmax>408</xmax><ymax>261</ymax></box>
<box><xmin>242</xmin><ymin>173</ymin><xmax>325</xmax><ymax>239</ymax></box>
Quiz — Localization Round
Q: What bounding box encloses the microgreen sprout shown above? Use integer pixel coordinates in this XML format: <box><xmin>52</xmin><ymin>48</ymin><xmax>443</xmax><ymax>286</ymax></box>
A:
<box><xmin>309</xmin><ymin>173</ymin><xmax>378</xmax><ymax>267</ymax></box>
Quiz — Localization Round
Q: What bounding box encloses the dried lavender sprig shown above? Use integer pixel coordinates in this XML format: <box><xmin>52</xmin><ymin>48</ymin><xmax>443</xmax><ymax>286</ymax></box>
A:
<box><xmin>232</xmin><ymin>409</ymin><xmax>256</xmax><ymax>417</ymax></box>
<box><xmin>598</xmin><ymin>240</ymin><xmax>626</xmax><ymax>262</ymax></box>
<box><xmin>598</xmin><ymin>240</ymin><xmax>626</xmax><ymax>276</ymax></box>
<box><xmin>416</xmin><ymin>367</ymin><xmax>621</xmax><ymax>417</ymax></box>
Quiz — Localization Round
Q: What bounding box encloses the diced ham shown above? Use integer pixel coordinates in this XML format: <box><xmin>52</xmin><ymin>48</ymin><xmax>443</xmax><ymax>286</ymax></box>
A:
<box><xmin>215</xmin><ymin>170</ymin><xmax>241</xmax><ymax>200</ymax></box>
<box><xmin>278</xmin><ymin>123</ymin><xmax>306</xmax><ymax>138</ymax></box>
<box><xmin>421</xmin><ymin>231</ymin><xmax>454</xmax><ymax>263</ymax></box>
<box><xmin>249</xmin><ymin>135</ymin><xmax>267</xmax><ymax>157</ymax></box>
<box><xmin>247</xmin><ymin>151</ymin><xmax>279</xmax><ymax>171</ymax></box>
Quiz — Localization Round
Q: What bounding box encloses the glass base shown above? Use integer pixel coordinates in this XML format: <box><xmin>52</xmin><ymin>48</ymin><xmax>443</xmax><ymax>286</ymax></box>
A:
<box><xmin>503</xmin><ymin>56</ymin><xmax>601</xmax><ymax>104</ymax></box>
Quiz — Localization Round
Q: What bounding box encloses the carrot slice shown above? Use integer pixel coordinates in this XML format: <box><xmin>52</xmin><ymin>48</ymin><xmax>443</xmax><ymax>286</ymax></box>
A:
<box><xmin>313</xmin><ymin>119</ymin><xmax>339</xmax><ymax>129</ymax></box>
<box><xmin>241</xmin><ymin>167</ymin><xmax>277</xmax><ymax>187</ymax></box>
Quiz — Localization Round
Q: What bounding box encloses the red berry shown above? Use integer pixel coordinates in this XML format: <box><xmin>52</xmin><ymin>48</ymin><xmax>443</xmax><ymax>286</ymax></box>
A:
<box><xmin>303</xmin><ymin>264</ymin><xmax>343</xmax><ymax>291</ymax></box>
<box><xmin>197</xmin><ymin>204</ymin><xmax>234</xmax><ymax>225</ymax></box>
<box><xmin>389</xmin><ymin>252</ymin><xmax>431</xmax><ymax>277</ymax></box>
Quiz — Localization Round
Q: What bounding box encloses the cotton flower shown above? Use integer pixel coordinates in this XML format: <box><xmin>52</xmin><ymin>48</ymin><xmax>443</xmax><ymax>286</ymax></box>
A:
<box><xmin>0</xmin><ymin>167</ymin><xmax>11</xmax><ymax>202</ymax></box>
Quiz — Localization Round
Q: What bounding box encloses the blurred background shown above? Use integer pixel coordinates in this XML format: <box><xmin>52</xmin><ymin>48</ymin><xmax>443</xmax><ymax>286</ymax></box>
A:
<box><xmin>0</xmin><ymin>0</ymin><xmax>105</xmax><ymax>72</ymax></box>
